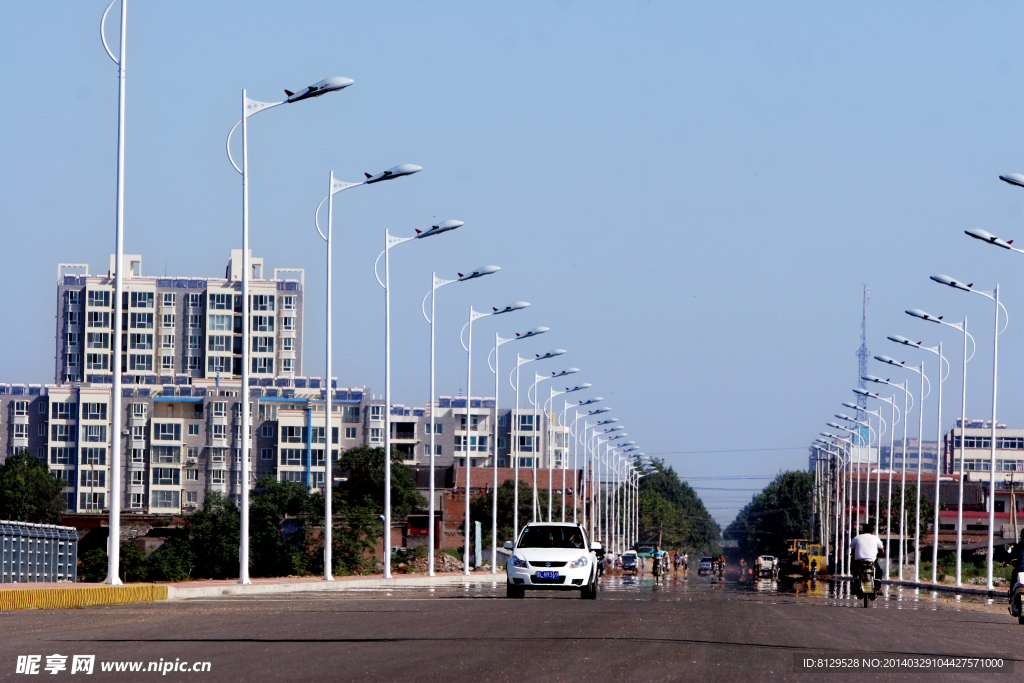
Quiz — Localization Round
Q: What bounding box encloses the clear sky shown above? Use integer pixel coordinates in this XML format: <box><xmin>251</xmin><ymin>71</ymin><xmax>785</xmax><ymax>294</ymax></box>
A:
<box><xmin>2</xmin><ymin>1</ymin><xmax>1024</xmax><ymax>527</ymax></box>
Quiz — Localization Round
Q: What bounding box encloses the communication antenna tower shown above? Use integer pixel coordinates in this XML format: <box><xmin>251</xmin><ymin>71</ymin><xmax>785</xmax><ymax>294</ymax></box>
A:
<box><xmin>856</xmin><ymin>285</ymin><xmax>870</xmax><ymax>411</ymax></box>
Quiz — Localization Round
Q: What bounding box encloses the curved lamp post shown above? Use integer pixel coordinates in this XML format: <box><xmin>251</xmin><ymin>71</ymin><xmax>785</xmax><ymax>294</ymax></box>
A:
<box><xmin>931</xmin><ymin>274</ymin><xmax>1007</xmax><ymax>590</ymax></box>
<box><xmin>225</xmin><ymin>76</ymin><xmax>353</xmax><ymax>585</ymax></box>
<box><xmin>314</xmin><ymin>171</ymin><xmax>426</xmax><ymax>580</ymax></box>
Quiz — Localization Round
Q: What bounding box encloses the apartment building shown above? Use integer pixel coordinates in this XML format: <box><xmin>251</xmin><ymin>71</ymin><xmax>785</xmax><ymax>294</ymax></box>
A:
<box><xmin>55</xmin><ymin>251</ymin><xmax>304</xmax><ymax>384</ymax></box>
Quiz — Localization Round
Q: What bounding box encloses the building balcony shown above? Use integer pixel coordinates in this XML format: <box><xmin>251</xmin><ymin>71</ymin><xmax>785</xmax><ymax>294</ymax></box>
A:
<box><xmin>10</xmin><ymin>414</ymin><xmax>29</xmax><ymax>425</ymax></box>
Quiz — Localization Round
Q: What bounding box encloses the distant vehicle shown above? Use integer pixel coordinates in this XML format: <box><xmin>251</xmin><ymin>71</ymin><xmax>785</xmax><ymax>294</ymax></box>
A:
<box><xmin>504</xmin><ymin>523</ymin><xmax>599</xmax><ymax>599</ymax></box>
<box><xmin>621</xmin><ymin>551</ymin><xmax>638</xmax><ymax>573</ymax></box>
<box><xmin>634</xmin><ymin>543</ymin><xmax>656</xmax><ymax>558</ymax></box>
<box><xmin>697</xmin><ymin>556</ymin><xmax>714</xmax><ymax>575</ymax></box>
<box><xmin>784</xmin><ymin>539</ymin><xmax>827</xmax><ymax>576</ymax></box>
<box><xmin>756</xmin><ymin>555</ymin><xmax>777</xmax><ymax>578</ymax></box>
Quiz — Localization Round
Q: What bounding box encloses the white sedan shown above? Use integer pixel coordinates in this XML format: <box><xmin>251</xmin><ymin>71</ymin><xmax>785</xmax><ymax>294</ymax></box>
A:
<box><xmin>504</xmin><ymin>522</ymin><xmax>599</xmax><ymax>599</ymax></box>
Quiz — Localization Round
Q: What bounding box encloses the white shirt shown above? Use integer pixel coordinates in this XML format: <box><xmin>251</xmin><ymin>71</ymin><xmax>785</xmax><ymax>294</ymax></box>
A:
<box><xmin>851</xmin><ymin>533</ymin><xmax>884</xmax><ymax>561</ymax></box>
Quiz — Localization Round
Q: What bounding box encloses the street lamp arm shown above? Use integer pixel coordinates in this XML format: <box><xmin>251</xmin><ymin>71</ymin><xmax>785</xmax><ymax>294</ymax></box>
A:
<box><xmin>100</xmin><ymin>0</ymin><xmax>120</xmax><ymax>65</ymax></box>
<box><xmin>226</xmin><ymin>119</ymin><xmax>243</xmax><ymax>175</ymax></box>
<box><xmin>373</xmin><ymin>249</ymin><xmax>386</xmax><ymax>289</ymax></box>
<box><xmin>314</xmin><ymin>195</ymin><xmax>330</xmax><ymax>242</ymax></box>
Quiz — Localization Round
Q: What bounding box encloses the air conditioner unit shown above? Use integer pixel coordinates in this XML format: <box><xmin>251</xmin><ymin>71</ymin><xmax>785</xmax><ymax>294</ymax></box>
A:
<box><xmin>187</xmin><ymin>457</ymin><xmax>198</xmax><ymax>464</ymax></box>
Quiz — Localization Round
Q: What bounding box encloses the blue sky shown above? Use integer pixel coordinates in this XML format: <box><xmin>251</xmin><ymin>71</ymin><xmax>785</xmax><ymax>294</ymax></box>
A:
<box><xmin>2</xmin><ymin>1</ymin><xmax>1024</xmax><ymax>525</ymax></box>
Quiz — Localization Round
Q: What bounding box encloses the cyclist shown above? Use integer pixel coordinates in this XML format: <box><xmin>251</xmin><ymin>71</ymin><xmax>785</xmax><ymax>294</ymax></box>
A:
<box><xmin>652</xmin><ymin>544</ymin><xmax>669</xmax><ymax>576</ymax></box>
<box><xmin>850</xmin><ymin>523</ymin><xmax>884</xmax><ymax>594</ymax></box>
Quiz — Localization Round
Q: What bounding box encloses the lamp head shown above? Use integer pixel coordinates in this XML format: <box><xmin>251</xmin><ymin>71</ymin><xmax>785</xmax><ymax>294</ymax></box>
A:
<box><xmin>930</xmin><ymin>274</ymin><xmax>973</xmax><ymax>293</ymax></box>
<box><xmin>516</xmin><ymin>326</ymin><xmax>549</xmax><ymax>340</ymax></box>
<box><xmin>494</xmin><ymin>301</ymin><xmax>530</xmax><ymax>314</ymax></box>
<box><xmin>415</xmin><ymin>219</ymin><xmax>463</xmax><ymax>239</ymax></box>
<box><xmin>535</xmin><ymin>349</ymin><xmax>566</xmax><ymax>360</ymax></box>
<box><xmin>965</xmin><ymin>228</ymin><xmax>1013</xmax><ymax>249</ymax></box>
<box><xmin>457</xmin><ymin>265</ymin><xmax>500</xmax><ymax>281</ymax></box>
<box><xmin>364</xmin><ymin>163</ymin><xmax>422</xmax><ymax>184</ymax></box>
<box><xmin>906</xmin><ymin>308</ymin><xmax>943</xmax><ymax>324</ymax></box>
<box><xmin>999</xmin><ymin>173</ymin><xmax>1024</xmax><ymax>188</ymax></box>
<box><xmin>284</xmin><ymin>76</ymin><xmax>354</xmax><ymax>103</ymax></box>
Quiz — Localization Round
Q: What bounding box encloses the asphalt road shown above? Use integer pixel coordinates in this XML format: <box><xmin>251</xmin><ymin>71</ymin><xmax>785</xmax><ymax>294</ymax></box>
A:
<box><xmin>2</xmin><ymin>572</ymin><xmax>1022</xmax><ymax>682</ymax></box>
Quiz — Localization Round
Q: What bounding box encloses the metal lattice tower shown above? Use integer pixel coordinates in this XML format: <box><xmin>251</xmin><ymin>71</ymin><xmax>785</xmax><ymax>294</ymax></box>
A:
<box><xmin>856</xmin><ymin>285</ymin><xmax>870</xmax><ymax>410</ymax></box>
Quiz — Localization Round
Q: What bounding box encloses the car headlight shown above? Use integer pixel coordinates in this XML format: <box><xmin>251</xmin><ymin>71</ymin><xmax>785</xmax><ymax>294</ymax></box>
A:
<box><xmin>511</xmin><ymin>555</ymin><xmax>529</xmax><ymax>568</ymax></box>
<box><xmin>569</xmin><ymin>556</ymin><xmax>588</xmax><ymax>568</ymax></box>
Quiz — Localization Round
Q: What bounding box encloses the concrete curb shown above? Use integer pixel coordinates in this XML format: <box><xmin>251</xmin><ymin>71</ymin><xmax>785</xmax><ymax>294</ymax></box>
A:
<box><xmin>879</xmin><ymin>578</ymin><xmax>1006</xmax><ymax>598</ymax></box>
<box><xmin>0</xmin><ymin>585</ymin><xmax>168</xmax><ymax>612</ymax></box>
<box><xmin>166</xmin><ymin>572</ymin><xmax>507</xmax><ymax>600</ymax></box>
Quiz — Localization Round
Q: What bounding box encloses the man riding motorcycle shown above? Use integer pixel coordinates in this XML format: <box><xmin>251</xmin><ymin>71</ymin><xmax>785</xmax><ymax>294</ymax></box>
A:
<box><xmin>1007</xmin><ymin>529</ymin><xmax>1024</xmax><ymax>622</ymax></box>
<box><xmin>850</xmin><ymin>523</ymin><xmax>884</xmax><ymax>600</ymax></box>
<box><xmin>651</xmin><ymin>544</ymin><xmax>669</xmax><ymax>578</ymax></box>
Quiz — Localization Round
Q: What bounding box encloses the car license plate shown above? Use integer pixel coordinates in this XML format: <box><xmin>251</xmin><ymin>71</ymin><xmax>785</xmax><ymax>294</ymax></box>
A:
<box><xmin>535</xmin><ymin>571</ymin><xmax>559</xmax><ymax>580</ymax></box>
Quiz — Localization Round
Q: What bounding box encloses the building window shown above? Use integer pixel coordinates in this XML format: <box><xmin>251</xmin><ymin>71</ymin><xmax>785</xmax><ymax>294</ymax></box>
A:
<box><xmin>86</xmin><ymin>353</ymin><xmax>109</xmax><ymax>370</ymax></box>
<box><xmin>50</xmin><ymin>447</ymin><xmax>74</xmax><ymax>464</ymax></box>
<box><xmin>208</xmin><ymin>356</ymin><xmax>230</xmax><ymax>373</ymax></box>
<box><xmin>188</xmin><ymin>424</ymin><xmax>200</xmax><ymax>436</ymax></box>
<box><xmin>208</xmin><ymin>335</ymin><xmax>230</xmax><ymax>352</ymax></box>
<box><xmin>152</xmin><ymin>490</ymin><xmax>180</xmax><ymax>508</ymax></box>
<box><xmin>281</xmin><ymin>358</ymin><xmax>294</xmax><ymax>373</ymax></box>
<box><xmin>162</xmin><ymin>292</ymin><xmax>175</xmax><ymax>307</ymax></box>
<box><xmin>282</xmin><ymin>471</ymin><xmax>303</xmax><ymax>483</ymax></box>
<box><xmin>67</xmin><ymin>332</ymin><xmax>80</xmax><ymax>347</ymax></box>
<box><xmin>281</xmin><ymin>426</ymin><xmax>304</xmax><ymax>443</ymax></box>
<box><xmin>66</xmin><ymin>290</ymin><xmax>82</xmax><ymax>305</ymax></box>
<box><xmin>128</xmin><ymin>333</ymin><xmax>152</xmax><ymax>349</ymax></box>
<box><xmin>131</xmin><ymin>470</ymin><xmax>144</xmax><ymax>485</ymax></box>
<box><xmin>158</xmin><ymin>334</ymin><xmax>174</xmax><ymax>350</ymax></box>
<box><xmin>282</xmin><ymin>317</ymin><xmax>295</xmax><ymax>331</ymax></box>
<box><xmin>187</xmin><ymin>293</ymin><xmax>202</xmax><ymax>308</ymax></box>
<box><xmin>188</xmin><ymin>335</ymin><xmax>202</xmax><ymax>350</ymax></box>
<box><xmin>345</xmin><ymin>427</ymin><xmax>357</xmax><ymax>439</ymax></box>
<box><xmin>210</xmin><ymin>424</ymin><xmax>226</xmax><ymax>440</ymax></box>
<box><xmin>131</xmin><ymin>448</ymin><xmax>145</xmax><ymax>463</ymax></box>
<box><xmin>186</xmin><ymin>469</ymin><xmax>199</xmax><ymax>481</ymax></box>
<box><xmin>80</xmin><ymin>492</ymin><xmax>105</xmax><ymax>510</ymax></box>
<box><xmin>252</xmin><ymin>336</ymin><xmax>274</xmax><ymax>353</ymax></box>
<box><xmin>86</xmin><ymin>332</ymin><xmax>109</xmax><ymax>349</ymax></box>
<box><xmin>187</xmin><ymin>314</ymin><xmax>202</xmax><ymax>328</ymax></box>
<box><xmin>66</xmin><ymin>311</ymin><xmax>81</xmax><ymax>326</ymax></box>
<box><xmin>187</xmin><ymin>356</ymin><xmax>201</xmax><ymax>372</ymax></box>
<box><xmin>253</xmin><ymin>295</ymin><xmax>274</xmax><ymax>311</ymax></box>
<box><xmin>434</xmin><ymin>445</ymin><xmax>443</xmax><ymax>456</ymax></box>
<box><xmin>131</xmin><ymin>403</ymin><xmax>147</xmax><ymax>418</ymax></box>
<box><xmin>282</xmin><ymin>337</ymin><xmax>294</xmax><ymax>351</ymax></box>
<box><xmin>81</xmin><ymin>470</ymin><xmax>106</xmax><ymax>487</ymax></box>
<box><xmin>261</xmin><ymin>424</ymin><xmax>274</xmax><ymax>437</ymax></box>
<box><xmin>280</xmin><ymin>449</ymin><xmax>303</xmax><ymax>466</ymax></box>
<box><xmin>50</xmin><ymin>424</ymin><xmax>76</xmax><ymax>442</ymax></box>
<box><xmin>131</xmin><ymin>425</ymin><xmax>146</xmax><ymax>440</ymax></box>
<box><xmin>252</xmin><ymin>316</ymin><xmax>274</xmax><ymax>332</ymax></box>
<box><xmin>12</xmin><ymin>424</ymin><xmax>27</xmax><ymax>439</ymax></box>
<box><xmin>153</xmin><ymin>423</ymin><xmax>182</xmax><ymax>441</ymax></box>
<box><xmin>369</xmin><ymin>428</ymin><xmax>382</xmax><ymax>443</ymax></box>
<box><xmin>161</xmin><ymin>355</ymin><xmax>174</xmax><ymax>370</ymax></box>
<box><xmin>82</xmin><ymin>403</ymin><xmax>107</xmax><ymax>420</ymax></box>
<box><xmin>498</xmin><ymin>414</ymin><xmax>507</xmax><ymax>427</ymax></box>
<box><xmin>519</xmin><ymin>436</ymin><xmax>534</xmax><ymax>452</ymax></box>
<box><xmin>129</xmin><ymin>354</ymin><xmax>153</xmax><ymax>371</ymax></box>
<box><xmin>455</xmin><ymin>436</ymin><xmax>465</xmax><ymax>452</ymax></box>
<box><xmin>185</xmin><ymin>491</ymin><xmax>198</xmax><ymax>504</ymax></box>
<box><xmin>87</xmin><ymin>311</ymin><xmax>110</xmax><ymax>328</ymax></box>
<box><xmin>161</xmin><ymin>313</ymin><xmax>176</xmax><ymax>328</ymax></box>
<box><xmin>81</xmin><ymin>448</ymin><xmax>106</xmax><ymax>465</ymax></box>
<box><xmin>51</xmin><ymin>402</ymin><xmax>75</xmax><ymax>419</ymax></box>
<box><xmin>211</xmin><ymin>402</ymin><xmax>227</xmax><ymax>417</ymax></box>
<box><xmin>130</xmin><ymin>493</ymin><xmax>144</xmax><ymax>508</ymax></box>
<box><xmin>260</xmin><ymin>448</ymin><xmax>273</xmax><ymax>460</ymax></box>
<box><xmin>88</xmin><ymin>290</ymin><xmax>110</xmax><ymax>307</ymax></box>
<box><xmin>283</xmin><ymin>296</ymin><xmax>296</xmax><ymax>310</ymax></box>
<box><xmin>152</xmin><ymin>468</ymin><xmax>180</xmax><ymax>486</ymax></box>
<box><xmin>370</xmin><ymin>405</ymin><xmax>383</xmax><ymax>421</ymax></box>
<box><xmin>498</xmin><ymin>437</ymin><xmax>507</xmax><ymax>449</ymax></box>
<box><xmin>131</xmin><ymin>292</ymin><xmax>154</xmax><ymax>308</ymax></box>
<box><xmin>13</xmin><ymin>401</ymin><xmax>28</xmax><ymax>416</ymax></box>
<box><xmin>518</xmin><ymin>457</ymin><xmax>533</xmax><ymax>468</ymax></box>
<box><xmin>519</xmin><ymin>415</ymin><xmax>534</xmax><ymax>431</ymax></box>
<box><xmin>209</xmin><ymin>314</ymin><xmax>231</xmax><ymax>331</ymax></box>
<box><xmin>209</xmin><ymin>293</ymin><xmax>232</xmax><ymax>310</ymax></box>
<box><xmin>130</xmin><ymin>312</ymin><xmax>154</xmax><ymax>329</ymax></box>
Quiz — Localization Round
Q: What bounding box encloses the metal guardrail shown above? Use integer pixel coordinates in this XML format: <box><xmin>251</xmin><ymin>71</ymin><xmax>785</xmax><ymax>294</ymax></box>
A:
<box><xmin>1</xmin><ymin>520</ymin><xmax>78</xmax><ymax>583</ymax></box>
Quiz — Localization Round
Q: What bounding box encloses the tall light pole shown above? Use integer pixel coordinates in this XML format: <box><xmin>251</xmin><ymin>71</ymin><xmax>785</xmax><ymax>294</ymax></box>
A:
<box><xmin>376</xmin><ymin>223</ymin><xmax>483</xmax><ymax>580</ymax></box>
<box><xmin>853</xmin><ymin>388</ymin><xmax>901</xmax><ymax>572</ymax></box>
<box><xmin>840</xmin><ymin>402</ymin><xmax>885</xmax><ymax>537</ymax></box>
<box><xmin>906</xmin><ymin>307</ymin><xmax>975</xmax><ymax>586</ymax></box>
<box><xmin>99</xmin><ymin>0</ymin><xmax>128</xmax><ymax>586</ymax></box>
<box><xmin>485</xmin><ymin>326</ymin><xmax>547</xmax><ymax>573</ymax></box>
<box><xmin>875</xmin><ymin>354</ymin><xmax>930</xmax><ymax>582</ymax></box>
<box><xmin>931</xmin><ymin>274</ymin><xmax>1007</xmax><ymax>589</ymax></box>
<box><xmin>509</xmin><ymin>349</ymin><xmax>565</xmax><ymax>536</ymax></box>
<box><xmin>458</xmin><ymin>302</ymin><xmax>528</xmax><ymax>575</ymax></box>
<box><xmin>887</xmin><ymin>334</ymin><xmax>950</xmax><ymax>584</ymax></box>
<box><xmin>528</xmin><ymin>368</ymin><xmax>579</xmax><ymax>521</ymax></box>
<box><xmin>225</xmin><ymin>75</ymin><xmax>353</xmax><ymax>584</ymax></box>
<box><xmin>421</xmin><ymin>258</ymin><xmax>497</xmax><ymax>577</ymax></box>
<box><xmin>314</xmin><ymin>170</ymin><xmax>427</xmax><ymax>580</ymax></box>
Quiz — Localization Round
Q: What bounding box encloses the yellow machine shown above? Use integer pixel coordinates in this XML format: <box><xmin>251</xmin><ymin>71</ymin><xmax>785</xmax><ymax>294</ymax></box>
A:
<box><xmin>785</xmin><ymin>539</ymin><xmax>827</xmax><ymax>576</ymax></box>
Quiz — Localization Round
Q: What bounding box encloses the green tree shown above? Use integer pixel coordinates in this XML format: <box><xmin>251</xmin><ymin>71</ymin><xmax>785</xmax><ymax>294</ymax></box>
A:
<box><xmin>637</xmin><ymin>459</ymin><xmax>720</xmax><ymax>555</ymax></box>
<box><xmin>0</xmin><ymin>449</ymin><xmax>67</xmax><ymax>524</ymax></box>
<box><xmin>725</xmin><ymin>471</ymin><xmax>813</xmax><ymax>558</ymax></box>
<box><xmin>250</xmin><ymin>476</ymin><xmax>319</xmax><ymax>577</ymax></box>
<box><xmin>336</xmin><ymin>445</ymin><xmax>426</xmax><ymax>516</ymax></box>
<box><xmin>186</xmin><ymin>493</ymin><xmax>241</xmax><ymax>579</ymax></box>
<box><xmin>77</xmin><ymin>541</ymin><xmax>149</xmax><ymax>583</ymax></box>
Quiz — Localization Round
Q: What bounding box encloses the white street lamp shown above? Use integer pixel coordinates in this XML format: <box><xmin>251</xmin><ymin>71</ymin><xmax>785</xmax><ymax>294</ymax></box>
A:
<box><xmin>931</xmin><ymin>275</ymin><xmax>1007</xmax><ymax>590</ymax></box>
<box><xmin>225</xmin><ymin>74</ymin><xmax>353</xmax><ymax>584</ymax></box>
<box><xmin>99</xmin><ymin>0</ymin><xmax>128</xmax><ymax>586</ymax></box>
<box><xmin>906</xmin><ymin>308</ymin><xmax>975</xmax><ymax>586</ymax></box>
<box><xmin>420</xmin><ymin>261</ymin><xmax>497</xmax><ymax>577</ymax></box>
<box><xmin>458</xmin><ymin>302</ymin><xmax>528</xmax><ymax>575</ymax></box>
<box><xmin>527</xmin><ymin>367</ymin><xmax>579</xmax><ymax>522</ymax></box>
<box><xmin>313</xmin><ymin>171</ymin><xmax>426</xmax><ymax>580</ymax></box>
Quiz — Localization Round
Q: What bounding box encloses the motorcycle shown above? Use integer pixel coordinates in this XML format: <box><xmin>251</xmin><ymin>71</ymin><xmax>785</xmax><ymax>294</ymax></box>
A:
<box><xmin>854</xmin><ymin>561</ymin><xmax>879</xmax><ymax>608</ymax></box>
<box><xmin>652</xmin><ymin>554</ymin><xmax>663</xmax><ymax>579</ymax></box>
<box><xmin>1008</xmin><ymin>572</ymin><xmax>1024</xmax><ymax>624</ymax></box>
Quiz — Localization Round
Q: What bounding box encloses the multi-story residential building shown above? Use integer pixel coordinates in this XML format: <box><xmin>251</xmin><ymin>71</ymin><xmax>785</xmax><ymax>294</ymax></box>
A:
<box><xmin>943</xmin><ymin>420</ymin><xmax>1024</xmax><ymax>514</ymax></box>
<box><xmin>55</xmin><ymin>251</ymin><xmax>304</xmax><ymax>384</ymax></box>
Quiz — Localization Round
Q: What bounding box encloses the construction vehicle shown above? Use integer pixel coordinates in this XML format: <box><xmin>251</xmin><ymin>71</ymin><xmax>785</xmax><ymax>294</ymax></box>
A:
<box><xmin>783</xmin><ymin>539</ymin><xmax>827</xmax><ymax>577</ymax></box>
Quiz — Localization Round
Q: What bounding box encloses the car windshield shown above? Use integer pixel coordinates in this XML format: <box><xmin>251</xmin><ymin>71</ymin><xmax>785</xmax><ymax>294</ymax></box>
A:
<box><xmin>519</xmin><ymin>526</ymin><xmax>585</xmax><ymax>549</ymax></box>
<box><xmin>700</xmin><ymin>557</ymin><xmax>712</xmax><ymax>562</ymax></box>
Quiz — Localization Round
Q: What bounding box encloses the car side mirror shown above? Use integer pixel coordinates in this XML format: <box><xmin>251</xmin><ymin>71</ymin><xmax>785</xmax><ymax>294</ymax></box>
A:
<box><xmin>503</xmin><ymin>541</ymin><xmax>514</xmax><ymax>550</ymax></box>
